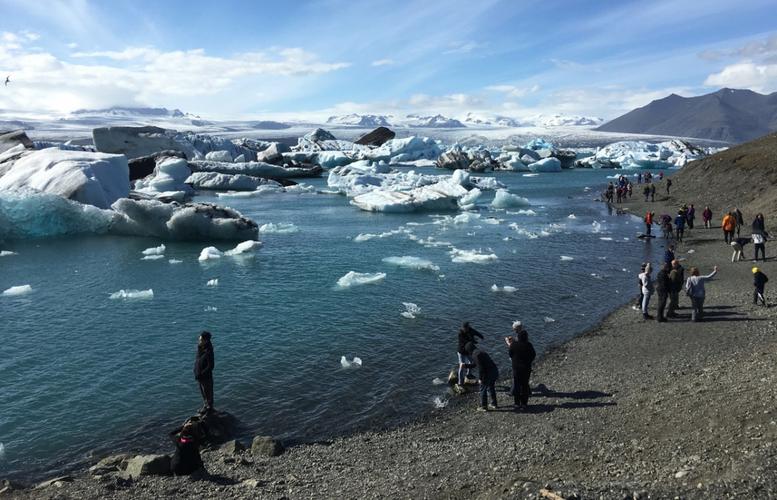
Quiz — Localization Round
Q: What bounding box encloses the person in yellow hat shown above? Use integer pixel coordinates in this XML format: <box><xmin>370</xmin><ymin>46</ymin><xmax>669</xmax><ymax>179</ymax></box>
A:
<box><xmin>753</xmin><ymin>267</ymin><xmax>768</xmax><ymax>306</ymax></box>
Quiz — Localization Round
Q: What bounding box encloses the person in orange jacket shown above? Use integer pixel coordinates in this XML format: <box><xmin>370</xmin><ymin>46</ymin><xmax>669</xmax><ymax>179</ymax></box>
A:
<box><xmin>722</xmin><ymin>212</ymin><xmax>736</xmax><ymax>243</ymax></box>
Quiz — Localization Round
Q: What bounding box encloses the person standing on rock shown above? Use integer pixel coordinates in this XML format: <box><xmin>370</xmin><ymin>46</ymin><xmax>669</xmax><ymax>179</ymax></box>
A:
<box><xmin>464</xmin><ymin>342</ymin><xmax>499</xmax><ymax>411</ymax></box>
<box><xmin>194</xmin><ymin>331</ymin><xmax>215</xmax><ymax>414</ymax></box>
<box><xmin>753</xmin><ymin>267</ymin><xmax>768</xmax><ymax>306</ymax></box>
<box><xmin>639</xmin><ymin>263</ymin><xmax>655</xmax><ymax>320</ymax></box>
<box><xmin>655</xmin><ymin>263</ymin><xmax>671</xmax><ymax>322</ymax></box>
<box><xmin>752</xmin><ymin>213</ymin><xmax>767</xmax><ymax>262</ymax></box>
<box><xmin>633</xmin><ymin>263</ymin><xmax>647</xmax><ymax>311</ymax></box>
<box><xmin>685</xmin><ymin>266</ymin><xmax>718</xmax><ymax>322</ymax></box>
<box><xmin>456</xmin><ymin>322</ymin><xmax>483</xmax><ymax>391</ymax></box>
<box><xmin>722</xmin><ymin>212</ymin><xmax>736</xmax><ymax>244</ymax></box>
<box><xmin>733</xmin><ymin>207</ymin><xmax>744</xmax><ymax>238</ymax></box>
<box><xmin>702</xmin><ymin>206</ymin><xmax>713</xmax><ymax>229</ymax></box>
<box><xmin>667</xmin><ymin>259</ymin><xmax>685</xmax><ymax>318</ymax></box>
<box><xmin>643</xmin><ymin>184</ymin><xmax>650</xmax><ymax>202</ymax></box>
<box><xmin>505</xmin><ymin>322</ymin><xmax>536</xmax><ymax>410</ymax></box>
<box><xmin>752</xmin><ymin>213</ymin><xmax>766</xmax><ymax>236</ymax></box>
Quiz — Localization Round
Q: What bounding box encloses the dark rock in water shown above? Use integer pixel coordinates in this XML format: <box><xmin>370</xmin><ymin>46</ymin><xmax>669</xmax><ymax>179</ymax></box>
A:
<box><xmin>0</xmin><ymin>129</ymin><xmax>33</xmax><ymax>155</ymax></box>
<box><xmin>220</xmin><ymin>440</ymin><xmax>246</xmax><ymax>455</ymax></box>
<box><xmin>251</xmin><ymin>435</ymin><xmax>284</xmax><ymax>457</ymax></box>
<box><xmin>355</xmin><ymin>127</ymin><xmax>396</xmax><ymax>147</ymax></box>
<box><xmin>122</xmin><ymin>454</ymin><xmax>171</xmax><ymax>479</ymax></box>
<box><xmin>553</xmin><ymin>149</ymin><xmax>577</xmax><ymax>169</ymax></box>
<box><xmin>195</xmin><ymin>410</ymin><xmax>238</xmax><ymax>446</ymax></box>
<box><xmin>128</xmin><ymin>150</ymin><xmax>186</xmax><ymax>181</ymax></box>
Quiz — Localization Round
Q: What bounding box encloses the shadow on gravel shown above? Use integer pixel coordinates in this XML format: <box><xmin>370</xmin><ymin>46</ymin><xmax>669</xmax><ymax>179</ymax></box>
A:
<box><xmin>532</xmin><ymin>385</ymin><xmax>612</xmax><ymax>400</ymax></box>
<box><xmin>520</xmin><ymin>401</ymin><xmax>617</xmax><ymax>414</ymax></box>
<box><xmin>202</xmin><ymin>474</ymin><xmax>240</xmax><ymax>486</ymax></box>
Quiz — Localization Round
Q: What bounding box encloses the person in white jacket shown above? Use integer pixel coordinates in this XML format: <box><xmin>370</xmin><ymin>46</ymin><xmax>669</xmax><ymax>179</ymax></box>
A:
<box><xmin>685</xmin><ymin>266</ymin><xmax>718</xmax><ymax>322</ymax></box>
<box><xmin>639</xmin><ymin>263</ymin><xmax>655</xmax><ymax>320</ymax></box>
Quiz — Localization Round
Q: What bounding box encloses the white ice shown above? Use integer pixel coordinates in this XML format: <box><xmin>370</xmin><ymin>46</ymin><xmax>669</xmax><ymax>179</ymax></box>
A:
<box><xmin>224</xmin><ymin>240</ymin><xmax>262</xmax><ymax>256</ymax></box>
<box><xmin>336</xmin><ymin>271</ymin><xmax>386</xmax><ymax>288</ymax></box>
<box><xmin>109</xmin><ymin>289</ymin><xmax>153</xmax><ymax>300</ymax></box>
<box><xmin>2</xmin><ymin>285</ymin><xmax>33</xmax><ymax>297</ymax></box>
<box><xmin>134</xmin><ymin>157</ymin><xmax>194</xmax><ymax>199</ymax></box>
<box><xmin>141</xmin><ymin>255</ymin><xmax>165</xmax><ymax>261</ymax></box>
<box><xmin>382</xmin><ymin>256</ymin><xmax>440</xmax><ymax>272</ymax></box>
<box><xmin>259</xmin><ymin>223</ymin><xmax>300</xmax><ymax>234</ymax></box>
<box><xmin>544</xmin><ymin>316</ymin><xmax>556</xmax><ymax>323</ymax></box>
<box><xmin>340</xmin><ymin>356</ymin><xmax>363</xmax><ymax>369</ymax></box>
<box><xmin>527</xmin><ymin>157</ymin><xmax>562</xmax><ymax>172</ymax></box>
<box><xmin>141</xmin><ymin>244</ymin><xmax>166</xmax><ymax>255</ymax></box>
<box><xmin>568</xmin><ymin>214</ymin><xmax>577</xmax><ymax>219</ymax></box>
<box><xmin>433</xmin><ymin>396</ymin><xmax>448</xmax><ymax>409</ymax></box>
<box><xmin>560</xmin><ymin>256</ymin><xmax>574</xmax><ymax>261</ymax></box>
<box><xmin>206</xmin><ymin>279</ymin><xmax>219</xmax><ymax>287</ymax></box>
<box><xmin>432</xmin><ymin>377</ymin><xmax>446</xmax><ymax>386</ymax></box>
<box><xmin>400</xmin><ymin>302</ymin><xmax>421</xmax><ymax>319</ymax></box>
<box><xmin>491</xmin><ymin>284</ymin><xmax>517</xmax><ymax>293</ymax></box>
<box><xmin>204</xmin><ymin>306</ymin><xmax>218</xmax><ymax>312</ymax></box>
<box><xmin>169</xmin><ymin>259</ymin><xmax>183</xmax><ymax>264</ymax></box>
<box><xmin>353</xmin><ymin>228</ymin><xmax>408</xmax><ymax>242</ymax></box>
<box><xmin>0</xmin><ymin>251</ymin><xmax>17</xmax><ymax>257</ymax></box>
<box><xmin>449</xmin><ymin>248</ymin><xmax>498</xmax><ymax>264</ymax></box>
<box><xmin>491</xmin><ymin>189</ymin><xmax>530</xmax><ymax>209</ymax></box>
<box><xmin>198</xmin><ymin>246</ymin><xmax>223</xmax><ymax>261</ymax></box>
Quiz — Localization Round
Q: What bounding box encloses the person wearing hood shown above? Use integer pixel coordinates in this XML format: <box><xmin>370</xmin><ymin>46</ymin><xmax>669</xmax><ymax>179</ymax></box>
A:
<box><xmin>505</xmin><ymin>322</ymin><xmax>536</xmax><ymax>409</ymax></box>
<box><xmin>685</xmin><ymin>266</ymin><xmax>718</xmax><ymax>322</ymax></box>
<box><xmin>753</xmin><ymin>267</ymin><xmax>769</xmax><ymax>306</ymax></box>
<box><xmin>464</xmin><ymin>342</ymin><xmax>499</xmax><ymax>411</ymax></box>
<box><xmin>655</xmin><ymin>262</ymin><xmax>671</xmax><ymax>322</ymax></box>
<box><xmin>170</xmin><ymin>418</ymin><xmax>205</xmax><ymax>476</ymax></box>
<box><xmin>194</xmin><ymin>331</ymin><xmax>215</xmax><ymax>414</ymax></box>
<box><xmin>455</xmin><ymin>321</ymin><xmax>483</xmax><ymax>390</ymax></box>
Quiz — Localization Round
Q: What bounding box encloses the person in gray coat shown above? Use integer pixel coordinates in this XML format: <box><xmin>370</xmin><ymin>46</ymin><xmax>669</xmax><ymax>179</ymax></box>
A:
<box><xmin>685</xmin><ymin>266</ymin><xmax>718</xmax><ymax>322</ymax></box>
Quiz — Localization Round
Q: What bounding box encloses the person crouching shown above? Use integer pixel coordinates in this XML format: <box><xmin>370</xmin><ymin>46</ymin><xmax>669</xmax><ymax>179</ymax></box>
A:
<box><xmin>170</xmin><ymin>419</ymin><xmax>205</xmax><ymax>476</ymax></box>
<box><xmin>464</xmin><ymin>342</ymin><xmax>499</xmax><ymax>411</ymax></box>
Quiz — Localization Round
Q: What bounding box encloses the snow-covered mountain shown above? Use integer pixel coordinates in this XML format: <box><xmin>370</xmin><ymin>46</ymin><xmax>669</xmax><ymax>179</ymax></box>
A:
<box><xmin>402</xmin><ymin>114</ymin><xmax>465</xmax><ymax>128</ymax></box>
<box><xmin>69</xmin><ymin>106</ymin><xmax>198</xmax><ymax>119</ymax></box>
<box><xmin>326</xmin><ymin>114</ymin><xmax>392</xmax><ymax>127</ymax></box>
<box><xmin>462</xmin><ymin>112</ymin><xmax>524</xmax><ymax>127</ymax></box>
<box><xmin>530</xmin><ymin>114</ymin><xmax>604</xmax><ymax>127</ymax></box>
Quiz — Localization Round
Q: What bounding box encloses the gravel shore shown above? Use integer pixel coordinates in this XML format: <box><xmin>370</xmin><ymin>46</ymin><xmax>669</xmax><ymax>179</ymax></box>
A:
<box><xmin>9</xmin><ymin>193</ymin><xmax>777</xmax><ymax>500</ymax></box>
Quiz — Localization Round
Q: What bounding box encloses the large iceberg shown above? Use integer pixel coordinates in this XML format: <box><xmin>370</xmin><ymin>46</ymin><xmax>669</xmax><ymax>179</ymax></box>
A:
<box><xmin>527</xmin><ymin>157</ymin><xmax>562</xmax><ymax>173</ymax></box>
<box><xmin>189</xmin><ymin>160</ymin><xmax>322</xmax><ymax>179</ymax></box>
<box><xmin>133</xmin><ymin>157</ymin><xmax>194</xmax><ymax>200</ymax></box>
<box><xmin>185</xmin><ymin>171</ymin><xmax>281</xmax><ymax>191</ymax></box>
<box><xmin>0</xmin><ymin>148</ymin><xmax>129</xmax><ymax>209</ymax></box>
<box><xmin>577</xmin><ymin>140</ymin><xmax>707</xmax><ymax>169</ymax></box>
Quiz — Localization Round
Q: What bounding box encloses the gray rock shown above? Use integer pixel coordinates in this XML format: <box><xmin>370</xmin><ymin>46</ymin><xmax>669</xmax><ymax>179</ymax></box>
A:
<box><xmin>123</xmin><ymin>454</ymin><xmax>171</xmax><ymax>479</ymax></box>
<box><xmin>308</xmin><ymin>128</ymin><xmax>337</xmax><ymax>142</ymax></box>
<box><xmin>251</xmin><ymin>436</ymin><xmax>284</xmax><ymax>457</ymax></box>
<box><xmin>89</xmin><ymin>454</ymin><xmax>131</xmax><ymax>475</ymax></box>
<box><xmin>221</xmin><ymin>439</ymin><xmax>246</xmax><ymax>455</ymax></box>
<box><xmin>552</xmin><ymin>149</ymin><xmax>577</xmax><ymax>169</ymax></box>
<box><xmin>34</xmin><ymin>475</ymin><xmax>73</xmax><ymax>489</ymax></box>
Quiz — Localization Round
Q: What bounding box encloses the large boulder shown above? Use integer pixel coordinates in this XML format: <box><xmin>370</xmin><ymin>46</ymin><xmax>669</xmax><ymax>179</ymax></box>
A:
<box><xmin>122</xmin><ymin>454</ymin><xmax>170</xmax><ymax>479</ymax></box>
<box><xmin>127</xmin><ymin>150</ymin><xmax>186</xmax><ymax>181</ymax></box>
<box><xmin>0</xmin><ymin>130</ymin><xmax>33</xmax><ymax>155</ymax></box>
<box><xmin>0</xmin><ymin>148</ymin><xmax>129</xmax><ymax>208</ymax></box>
<box><xmin>93</xmin><ymin>126</ymin><xmax>188</xmax><ymax>160</ymax></box>
<box><xmin>355</xmin><ymin>127</ymin><xmax>396</xmax><ymax>147</ymax></box>
<box><xmin>251</xmin><ymin>436</ymin><xmax>284</xmax><ymax>457</ymax></box>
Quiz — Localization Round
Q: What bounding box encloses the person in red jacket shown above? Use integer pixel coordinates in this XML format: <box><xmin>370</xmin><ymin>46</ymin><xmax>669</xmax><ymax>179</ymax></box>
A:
<box><xmin>644</xmin><ymin>211</ymin><xmax>654</xmax><ymax>236</ymax></box>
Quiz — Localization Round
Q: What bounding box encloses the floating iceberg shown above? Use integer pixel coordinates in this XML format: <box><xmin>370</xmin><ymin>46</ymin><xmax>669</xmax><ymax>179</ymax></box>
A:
<box><xmin>336</xmin><ymin>271</ymin><xmax>386</xmax><ymax>288</ymax></box>
<box><xmin>527</xmin><ymin>157</ymin><xmax>562</xmax><ymax>172</ymax></box>
<box><xmin>169</xmin><ymin>259</ymin><xmax>183</xmax><ymax>264</ymax></box>
<box><xmin>198</xmin><ymin>246</ymin><xmax>223</xmax><ymax>261</ymax></box>
<box><xmin>577</xmin><ymin>140</ymin><xmax>708</xmax><ymax>169</ymax></box>
<box><xmin>141</xmin><ymin>255</ymin><xmax>165</xmax><ymax>261</ymax></box>
<box><xmin>206</xmin><ymin>278</ymin><xmax>219</xmax><ymax>287</ymax></box>
<box><xmin>340</xmin><ymin>356</ymin><xmax>363</xmax><ymax>369</ymax></box>
<box><xmin>133</xmin><ymin>157</ymin><xmax>194</xmax><ymax>201</ymax></box>
<box><xmin>204</xmin><ymin>306</ymin><xmax>218</xmax><ymax>312</ymax></box>
<box><xmin>0</xmin><ymin>250</ymin><xmax>17</xmax><ymax>257</ymax></box>
<box><xmin>109</xmin><ymin>289</ymin><xmax>153</xmax><ymax>300</ymax></box>
<box><xmin>544</xmin><ymin>316</ymin><xmax>556</xmax><ymax>323</ymax></box>
<box><xmin>141</xmin><ymin>244</ymin><xmax>166</xmax><ymax>255</ymax></box>
<box><xmin>0</xmin><ymin>442</ymin><xmax>4</xmax><ymax>460</ymax></box>
<box><xmin>382</xmin><ymin>256</ymin><xmax>440</xmax><ymax>272</ymax></box>
<box><xmin>491</xmin><ymin>189</ymin><xmax>531</xmax><ymax>209</ymax></box>
<box><xmin>353</xmin><ymin>228</ymin><xmax>408</xmax><ymax>242</ymax></box>
<box><xmin>190</xmin><ymin>159</ymin><xmax>321</xmax><ymax>179</ymax></box>
<box><xmin>2</xmin><ymin>284</ymin><xmax>32</xmax><ymax>297</ymax></box>
<box><xmin>449</xmin><ymin>248</ymin><xmax>498</xmax><ymax>264</ymax></box>
<box><xmin>224</xmin><ymin>240</ymin><xmax>261</xmax><ymax>256</ymax></box>
<box><xmin>186</xmin><ymin>171</ymin><xmax>281</xmax><ymax>191</ymax></box>
<box><xmin>259</xmin><ymin>223</ymin><xmax>300</xmax><ymax>234</ymax></box>
<box><xmin>432</xmin><ymin>377</ymin><xmax>446</xmax><ymax>386</ymax></box>
<box><xmin>560</xmin><ymin>256</ymin><xmax>574</xmax><ymax>261</ymax></box>
<box><xmin>400</xmin><ymin>302</ymin><xmax>421</xmax><ymax>319</ymax></box>
<box><xmin>491</xmin><ymin>284</ymin><xmax>517</xmax><ymax>293</ymax></box>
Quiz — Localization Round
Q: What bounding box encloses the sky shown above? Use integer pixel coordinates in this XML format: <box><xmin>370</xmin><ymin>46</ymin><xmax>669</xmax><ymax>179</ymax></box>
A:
<box><xmin>0</xmin><ymin>0</ymin><xmax>776</xmax><ymax>121</ymax></box>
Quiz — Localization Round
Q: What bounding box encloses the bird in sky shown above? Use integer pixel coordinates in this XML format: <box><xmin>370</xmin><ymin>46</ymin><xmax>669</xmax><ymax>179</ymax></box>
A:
<box><xmin>4</xmin><ymin>76</ymin><xmax>9</xmax><ymax>86</ymax></box>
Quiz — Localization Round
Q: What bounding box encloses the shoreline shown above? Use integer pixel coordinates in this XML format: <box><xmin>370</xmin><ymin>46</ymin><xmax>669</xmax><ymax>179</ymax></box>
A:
<box><xmin>10</xmin><ymin>184</ymin><xmax>777</xmax><ymax>499</ymax></box>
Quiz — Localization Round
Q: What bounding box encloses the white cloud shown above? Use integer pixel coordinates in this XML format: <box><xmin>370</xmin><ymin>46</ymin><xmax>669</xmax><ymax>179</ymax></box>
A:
<box><xmin>443</xmin><ymin>41</ymin><xmax>485</xmax><ymax>55</ymax></box>
<box><xmin>371</xmin><ymin>58</ymin><xmax>395</xmax><ymax>67</ymax></box>
<box><xmin>486</xmin><ymin>84</ymin><xmax>541</xmax><ymax>98</ymax></box>
<box><xmin>699</xmin><ymin>33</ymin><xmax>777</xmax><ymax>63</ymax></box>
<box><xmin>704</xmin><ymin>62</ymin><xmax>777</xmax><ymax>93</ymax></box>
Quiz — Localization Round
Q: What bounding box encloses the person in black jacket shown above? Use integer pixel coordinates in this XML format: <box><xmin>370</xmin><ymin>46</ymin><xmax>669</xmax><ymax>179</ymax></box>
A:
<box><xmin>456</xmin><ymin>322</ymin><xmax>483</xmax><ymax>390</ymax></box>
<box><xmin>194</xmin><ymin>331</ymin><xmax>215</xmax><ymax>414</ymax></box>
<box><xmin>667</xmin><ymin>260</ymin><xmax>685</xmax><ymax>318</ymax></box>
<box><xmin>753</xmin><ymin>267</ymin><xmax>769</xmax><ymax>306</ymax></box>
<box><xmin>464</xmin><ymin>342</ymin><xmax>499</xmax><ymax>411</ymax></box>
<box><xmin>505</xmin><ymin>322</ymin><xmax>536</xmax><ymax>409</ymax></box>
<box><xmin>655</xmin><ymin>262</ymin><xmax>671</xmax><ymax>322</ymax></box>
<box><xmin>169</xmin><ymin>419</ymin><xmax>205</xmax><ymax>476</ymax></box>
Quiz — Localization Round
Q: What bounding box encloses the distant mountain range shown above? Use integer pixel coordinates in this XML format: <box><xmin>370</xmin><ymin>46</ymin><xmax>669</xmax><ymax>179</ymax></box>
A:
<box><xmin>70</xmin><ymin>106</ymin><xmax>196</xmax><ymax>119</ymax></box>
<box><xmin>597</xmin><ymin>88</ymin><xmax>777</xmax><ymax>143</ymax></box>
<box><xmin>325</xmin><ymin>112</ymin><xmax>603</xmax><ymax>129</ymax></box>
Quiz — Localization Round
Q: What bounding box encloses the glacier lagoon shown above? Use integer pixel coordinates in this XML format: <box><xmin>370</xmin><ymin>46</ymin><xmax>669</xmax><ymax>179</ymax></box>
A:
<box><xmin>0</xmin><ymin>169</ymin><xmax>654</xmax><ymax>478</ymax></box>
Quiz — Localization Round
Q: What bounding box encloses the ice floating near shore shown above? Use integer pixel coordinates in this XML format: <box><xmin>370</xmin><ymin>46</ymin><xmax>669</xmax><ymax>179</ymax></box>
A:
<box><xmin>491</xmin><ymin>189</ymin><xmax>530</xmax><ymax>209</ymax></box>
<box><xmin>141</xmin><ymin>255</ymin><xmax>165</xmax><ymax>261</ymax></box>
<box><xmin>599</xmin><ymin>237</ymin><xmax>613</xmax><ymax>241</ymax></box>
<box><xmin>522</xmin><ymin>173</ymin><xmax>540</xmax><ymax>177</ymax></box>
<box><xmin>400</xmin><ymin>302</ymin><xmax>421</xmax><ymax>319</ymax></box>
<box><xmin>449</xmin><ymin>248</ymin><xmax>498</xmax><ymax>264</ymax></box>
<box><xmin>560</xmin><ymin>256</ymin><xmax>574</xmax><ymax>261</ymax></box>
<box><xmin>491</xmin><ymin>284</ymin><xmax>517</xmax><ymax>293</ymax></box>
<box><xmin>204</xmin><ymin>306</ymin><xmax>218</xmax><ymax>312</ymax></box>
<box><xmin>206</xmin><ymin>279</ymin><xmax>219</xmax><ymax>287</ymax></box>
<box><xmin>198</xmin><ymin>246</ymin><xmax>223</xmax><ymax>261</ymax></box>
<box><xmin>259</xmin><ymin>223</ymin><xmax>299</xmax><ymax>234</ymax></box>
<box><xmin>199</xmin><ymin>240</ymin><xmax>261</xmax><ymax>261</ymax></box>
<box><xmin>109</xmin><ymin>289</ymin><xmax>153</xmax><ymax>300</ymax></box>
<box><xmin>0</xmin><ymin>442</ymin><xmax>4</xmax><ymax>460</ymax></box>
<box><xmin>0</xmin><ymin>251</ymin><xmax>17</xmax><ymax>257</ymax></box>
<box><xmin>336</xmin><ymin>271</ymin><xmax>386</xmax><ymax>288</ymax></box>
<box><xmin>544</xmin><ymin>316</ymin><xmax>556</xmax><ymax>323</ymax></box>
<box><xmin>432</xmin><ymin>377</ymin><xmax>445</xmax><ymax>386</ymax></box>
<box><xmin>340</xmin><ymin>356</ymin><xmax>363</xmax><ymax>369</ymax></box>
<box><xmin>353</xmin><ymin>228</ymin><xmax>408</xmax><ymax>242</ymax></box>
<box><xmin>567</xmin><ymin>214</ymin><xmax>577</xmax><ymax>219</ymax></box>
<box><xmin>433</xmin><ymin>396</ymin><xmax>448</xmax><ymax>409</ymax></box>
<box><xmin>2</xmin><ymin>285</ymin><xmax>33</xmax><ymax>297</ymax></box>
<box><xmin>168</xmin><ymin>259</ymin><xmax>182</xmax><ymax>264</ymax></box>
<box><xmin>382</xmin><ymin>256</ymin><xmax>440</xmax><ymax>272</ymax></box>
<box><xmin>141</xmin><ymin>244</ymin><xmax>166</xmax><ymax>255</ymax></box>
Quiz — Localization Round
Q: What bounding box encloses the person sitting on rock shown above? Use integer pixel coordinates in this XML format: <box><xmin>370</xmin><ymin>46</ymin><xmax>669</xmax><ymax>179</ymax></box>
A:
<box><xmin>505</xmin><ymin>322</ymin><xmax>536</xmax><ymax>410</ymax></box>
<box><xmin>170</xmin><ymin>419</ymin><xmax>206</xmax><ymax>476</ymax></box>
<box><xmin>464</xmin><ymin>342</ymin><xmax>499</xmax><ymax>411</ymax></box>
<box><xmin>455</xmin><ymin>322</ymin><xmax>483</xmax><ymax>391</ymax></box>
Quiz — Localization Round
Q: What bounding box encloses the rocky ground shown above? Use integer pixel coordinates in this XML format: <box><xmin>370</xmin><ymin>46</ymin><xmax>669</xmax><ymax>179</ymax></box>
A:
<box><xmin>7</xmin><ymin>193</ymin><xmax>777</xmax><ymax>500</ymax></box>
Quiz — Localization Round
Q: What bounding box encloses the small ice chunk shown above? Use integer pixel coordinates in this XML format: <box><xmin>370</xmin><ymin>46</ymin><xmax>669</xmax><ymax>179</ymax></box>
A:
<box><xmin>2</xmin><ymin>285</ymin><xmax>33</xmax><ymax>297</ymax></box>
<box><xmin>204</xmin><ymin>306</ymin><xmax>218</xmax><ymax>312</ymax></box>
<box><xmin>199</xmin><ymin>246</ymin><xmax>223</xmax><ymax>261</ymax></box>
<box><xmin>491</xmin><ymin>284</ymin><xmax>517</xmax><ymax>293</ymax></box>
<box><xmin>259</xmin><ymin>223</ymin><xmax>299</xmax><ymax>234</ymax></box>
<box><xmin>206</xmin><ymin>279</ymin><xmax>219</xmax><ymax>287</ymax></box>
<box><xmin>400</xmin><ymin>302</ymin><xmax>421</xmax><ymax>319</ymax></box>
<box><xmin>567</xmin><ymin>214</ymin><xmax>577</xmax><ymax>219</ymax></box>
<box><xmin>599</xmin><ymin>237</ymin><xmax>613</xmax><ymax>241</ymax></box>
<box><xmin>336</xmin><ymin>271</ymin><xmax>386</xmax><ymax>288</ymax></box>
<box><xmin>141</xmin><ymin>244</ymin><xmax>166</xmax><ymax>255</ymax></box>
<box><xmin>382</xmin><ymin>256</ymin><xmax>440</xmax><ymax>272</ymax></box>
<box><xmin>141</xmin><ymin>255</ymin><xmax>165</xmax><ymax>261</ymax></box>
<box><xmin>353</xmin><ymin>228</ymin><xmax>406</xmax><ymax>242</ymax></box>
<box><xmin>0</xmin><ymin>442</ymin><xmax>4</xmax><ymax>460</ymax></box>
<box><xmin>449</xmin><ymin>248</ymin><xmax>498</xmax><ymax>264</ymax></box>
<box><xmin>560</xmin><ymin>255</ymin><xmax>574</xmax><ymax>261</ymax></box>
<box><xmin>522</xmin><ymin>173</ymin><xmax>539</xmax><ymax>177</ymax></box>
<box><xmin>340</xmin><ymin>356</ymin><xmax>363</xmax><ymax>369</ymax></box>
<box><xmin>168</xmin><ymin>259</ymin><xmax>183</xmax><ymax>264</ymax></box>
<box><xmin>0</xmin><ymin>251</ymin><xmax>17</xmax><ymax>257</ymax></box>
<box><xmin>433</xmin><ymin>396</ymin><xmax>448</xmax><ymax>409</ymax></box>
<box><xmin>109</xmin><ymin>289</ymin><xmax>153</xmax><ymax>300</ymax></box>
<box><xmin>432</xmin><ymin>377</ymin><xmax>446</xmax><ymax>386</ymax></box>
<box><xmin>687</xmin><ymin>249</ymin><xmax>695</xmax><ymax>254</ymax></box>
<box><xmin>491</xmin><ymin>189</ymin><xmax>530</xmax><ymax>209</ymax></box>
<box><xmin>544</xmin><ymin>316</ymin><xmax>556</xmax><ymax>323</ymax></box>
<box><xmin>224</xmin><ymin>240</ymin><xmax>262</xmax><ymax>256</ymax></box>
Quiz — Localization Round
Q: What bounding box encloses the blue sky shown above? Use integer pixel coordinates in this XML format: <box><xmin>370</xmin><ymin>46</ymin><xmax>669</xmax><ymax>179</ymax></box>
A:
<box><xmin>1</xmin><ymin>0</ymin><xmax>776</xmax><ymax>120</ymax></box>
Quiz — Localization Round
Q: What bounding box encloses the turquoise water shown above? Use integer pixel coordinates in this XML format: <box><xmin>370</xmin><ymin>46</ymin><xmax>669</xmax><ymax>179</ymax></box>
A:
<box><xmin>0</xmin><ymin>169</ymin><xmax>654</xmax><ymax>478</ymax></box>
